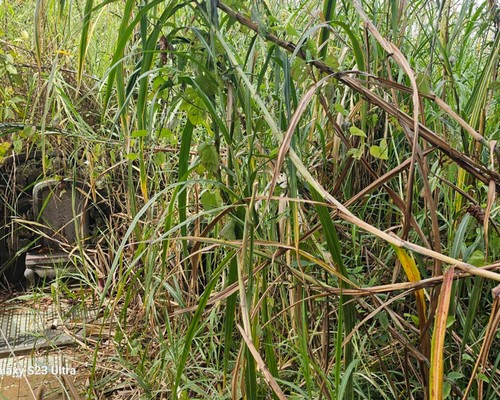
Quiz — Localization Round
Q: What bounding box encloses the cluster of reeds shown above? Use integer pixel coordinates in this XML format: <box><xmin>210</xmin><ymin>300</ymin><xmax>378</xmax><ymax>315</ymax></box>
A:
<box><xmin>1</xmin><ymin>0</ymin><xmax>499</xmax><ymax>398</ymax></box>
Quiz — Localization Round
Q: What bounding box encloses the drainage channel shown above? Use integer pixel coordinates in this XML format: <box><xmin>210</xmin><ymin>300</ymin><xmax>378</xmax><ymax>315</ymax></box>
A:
<box><xmin>0</xmin><ymin>300</ymin><xmax>97</xmax><ymax>399</ymax></box>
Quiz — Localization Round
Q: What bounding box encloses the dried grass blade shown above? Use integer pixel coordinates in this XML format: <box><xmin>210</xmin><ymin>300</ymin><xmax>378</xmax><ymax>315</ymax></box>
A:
<box><xmin>352</xmin><ymin>0</ymin><xmax>421</xmax><ymax>238</ymax></box>
<box><xmin>287</xmin><ymin>148</ymin><xmax>500</xmax><ymax>281</ymax></box>
<box><xmin>484</xmin><ymin>141</ymin><xmax>497</xmax><ymax>258</ymax></box>
<box><xmin>217</xmin><ymin>1</ymin><xmax>500</xmax><ymax>190</ymax></box>
<box><xmin>462</xmin><ymin>285</ymin><xmax>500</xmax><ymax>400</ymax></box>
<box><xmin>429</xmin><ymin>266</ymin><xmax>455</xmax><ymax>400</ymax></box>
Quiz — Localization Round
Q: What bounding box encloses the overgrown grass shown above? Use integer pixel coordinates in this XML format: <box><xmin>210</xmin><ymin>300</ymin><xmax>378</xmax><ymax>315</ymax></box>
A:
<box><xmin>1</xmin><ymin>0</ymin><xmax>500</xmax><ymax>399</ymax></box>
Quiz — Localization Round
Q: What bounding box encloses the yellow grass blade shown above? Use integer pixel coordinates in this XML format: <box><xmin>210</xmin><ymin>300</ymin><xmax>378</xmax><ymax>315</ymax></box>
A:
<box><xmin>393</xmin><ymin>246</ymin><xmax>427</xmax><ymax>320</ymax></box>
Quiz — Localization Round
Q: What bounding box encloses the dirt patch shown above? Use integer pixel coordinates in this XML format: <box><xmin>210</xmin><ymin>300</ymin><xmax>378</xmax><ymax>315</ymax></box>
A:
<box><xmin>1</xmin><ymin>373</ymin><xmax>63</xmax><ymax>400</ymax></box>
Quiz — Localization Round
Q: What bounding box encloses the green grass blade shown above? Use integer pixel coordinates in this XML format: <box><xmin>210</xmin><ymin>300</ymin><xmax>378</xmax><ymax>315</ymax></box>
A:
<box><xmin>77</xmin><ymin>0</ymin><xmax>94</xmax><ymax>86</ymax></box>
<box><xmin>178</xmin><ymin>120</ymin><xmax>194</xmax><ymax>255</ymax></box>
<box><xmin>310</xmin><ymin>188</ymin><xmax>355</xmax><ymax>400</ymax></box>
<box><xmin>173</xmin><ymin>251</ymin><xmax>235</xmax><ymax>399</ymax></box>
<box><xmin>319</xmin><ymin>0</ymin><xmax>337</xmax><ymax>59</ymax></box>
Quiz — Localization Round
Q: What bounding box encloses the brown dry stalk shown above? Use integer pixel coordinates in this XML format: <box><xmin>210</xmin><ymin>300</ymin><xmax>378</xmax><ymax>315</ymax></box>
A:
<box><xmin>462</xmin><ymin>285</ymin><xmax>500</xmax><ymax>399</ymax></box>
<box><xmin>351</xmin><ymin>0</ymin><xmax>422</xmax><ymax>243</ymax></box>
<box><xmin>287</xmin><ymin>147</ymin><xmax>500</xmax><ymax>281</ymax></box>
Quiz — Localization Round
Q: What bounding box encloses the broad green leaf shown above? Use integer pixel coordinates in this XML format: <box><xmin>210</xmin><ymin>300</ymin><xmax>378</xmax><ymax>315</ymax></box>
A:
<box><xmin>198</xmin><ymin>142</ymin><xmax>219</xmax><ymax>174</ymax></box>
<box><xmin>347</xmin><ymin>146</ymin><xmax>364</xmax><ymax>160</ymax></box>
<box><xmin>181</xmin><ymin>88</ymin><xmax>206</xmax><ymax>126</ymax></box>
<box><xmin>477</xmin><ymin>373</ymin><xmax>489</xmax><ymax>382</ymax></box>
<box><xmin>23</xmin><ymin>125</ymin><xmax>36</xmax><ymax>137</ymax></box>
<box><xmin>416</xmin><ymin>70</ymin><xmax>432</xmax><ymax>95</ymax></box>
<box><xmin>220</xmin><ymin>219</ymin><xmax>236</xmax><ymax>240</ymax></box>
<box><xmin>370</xmin><ymin>139</ymin><xmax>388</xmax><ymax>160</ymax></box>
<box><xmin>368</xmin><ymin>113</ymin><xmax>378</xmax><ymax>127</ymax></box>
<box><xmin>349</xmin><ymin>126</ymin><xmax>366</xmax><ymax>138</ymax></box>
<box><xmin>201</xmin><ymin>190</ymin><xmax>220</xmax><ymax>211</ymax></box>
<box><xmin>158</xmin><ymin>128</ymin><xmax>173</xmax><ymax>139</ymax></box>
<box><xmin>443</xmin><ymin>381</ymin><xmax>451</xmax><ymax>399</ymax></box>
<box><xmin>12</xmin><ymin>134</ymin><xmax>22</xmax><ymax>152</ymax></box>
<box><xmin>286</xmin><ymin>23</ymin><xmax>299</xmax><ymax>37</ymax></box>
<box><xmin>334</xmin><ymin>103</ymin><xmax>349</xmax><ymax>116</ymax></box>
<box><xmin>447</xmin><ymin>372</ymin><xmax>464</xmax><ymax>381</ymax></box>
<box><xmin>405</xmin><ymin>313</ymin><xmax>420</xmax><ymax>326</ymax></box>
<box><xmin>468</xmin><ymin>250</ymin><xmax>485</xmax><ymax>267</ymax></box>
<box><xmin>6</xmin><ymin>63</ymin><xmax>17</xmax><ymax>75</ymax></box>
<box><xmin>378</xmin><ymin>311</ymin><xmax>389</xmax><ymax>329</ymax></box>
<box><xmin>131</xmin><ymin>129</ymin><xmax>148</xmax><ymax>138</ymax></box>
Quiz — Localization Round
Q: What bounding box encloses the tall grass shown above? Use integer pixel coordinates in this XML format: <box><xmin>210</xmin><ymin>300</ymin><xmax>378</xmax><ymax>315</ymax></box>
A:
<box><xmin>1</xmin><ymin>0</ymin><xmax>499</xmax><ymax>399</ymax></box>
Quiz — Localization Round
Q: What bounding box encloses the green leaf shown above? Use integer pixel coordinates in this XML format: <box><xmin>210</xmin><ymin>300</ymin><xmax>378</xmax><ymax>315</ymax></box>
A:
<box><xmin>370</xmin><ymin>139</ymin><xmax>388</xmax><ymax>160</ymax></box>
<box><xmin>152</xmin><ymin>152</ymin><xmax>166</xmax><ymax>166</ymax></box>
<box><xmin>468</xmin><ymin>250</ymin><xmax>485</xmax><ymax>267</ymax></box>
<box><xmin>6</xmin><ymin>63</ymin><xmax>17</xmax><ymax>75</ymax></box>
<box><xmin>286</xmin><ymin>23</ymin><xmax>299</xmax><ymax>37</ymax></box>
<box><xmin>131</xmin><ymin>129</ymin><xmax>148</xmax><ymax>138</ymax></box>
<box><xmin>347</xmin><ymin>147</ymin><xmax>364</xmax><ymax>160</ymax></box>
<box><xmin>126</xmin><ymin>153</ymin><xmax>138</xmax><ymax>161</ymax></box>
<box><xmin>195</xmin><ymin>73</ymin><xmax>218</xmax><ymax>97</ymax></box>
<box><xmin>198</xmin><ymin>142</ymin><xmax>219</xmax><ymax>174</ymax></box>
<box><xmin>378</xmin><ymin>311</ymin><xmax>389</xmax><ymax>330</ymax></box>
<box><xmin>181</xmin><ymin>88</ymin><xmax>206</xmax><ymax>126</ymax></box>
<box><xmin>220</xmin><ymin>219</ymin><xmax>236</xmax><ymax>240</ymax></box>
<box><xmin>12</xmin><ymin>134</ymin><xmax>23</xmax><ymax>152</ymax></box>
<box><xmin>370</xmin><ymin>146</ymin><xmax>382</xmax><ymax>159</ymax></box>
<box><xmin>349</xmin><ymin>126</ymin><xmax>366</xmax><ymax>138</ymax></box>
<box><xmin>334</xmin><ymin>103</ymin><xmax>349</xmax><ymax>116</ymax></box>
<box><xmin>416</xmin><ymin>70</ymin><xmax>432</xmax><ymax>95</ymax></box>
<box><xmin>443</xmin><ymin>381</ymin><xmax>451</xmax><ymax>399</ymax></box>
<box><xmin>368</xmin><ymin>113</ymin><xmax>378</xmax><ymax>127</ymax></box>
<box><xmin>324</xmin><ymin>53</ymin><xmax>339</xmax><ymax>70</ymax></box>
<box><xmin>447</xmin><ymin>372</ymin><xmax>464</xmax><ymax>381</ymax></box>
<box><xmin>404</xmin><ymin>313</ymin><xmax>420</xmax><ymax>326</ymax></box>
<box><xmin>201</xmin><ymin>190</ymin><xmax>220</xmax><ymax>211</ymax></box>
<box><xmin>158</xmin><ymin>128</ymin><xmax>173</xmax><ymax>139</ymax></box>
<box><xmin>23</xmin><ymin>125</ymin><xmax>36</xmax><ymax>137</ymax></box>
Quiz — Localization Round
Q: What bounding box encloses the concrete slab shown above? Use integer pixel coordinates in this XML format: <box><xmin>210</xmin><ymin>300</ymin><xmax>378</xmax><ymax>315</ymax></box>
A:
<box><xmin>0</xmin><ymin>300</ymin><xmax>95</xmax><ymax>399</ymax></box>
<box><xmin>0</xmin><ymin>304</ymin><xmax>76</xmax><ymax>357</ymax></box>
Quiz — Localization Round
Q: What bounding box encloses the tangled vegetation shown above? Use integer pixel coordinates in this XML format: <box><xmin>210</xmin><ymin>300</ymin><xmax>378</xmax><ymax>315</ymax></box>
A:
<box><xmin>1</xmin><ymin>0</ymin><xmax>499</xmax><ymax>399</ymax></box>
